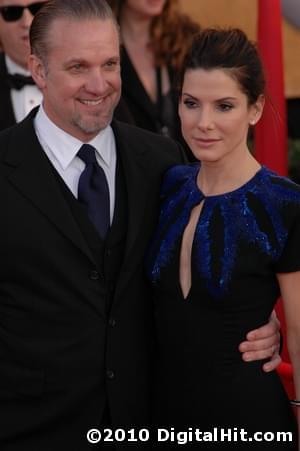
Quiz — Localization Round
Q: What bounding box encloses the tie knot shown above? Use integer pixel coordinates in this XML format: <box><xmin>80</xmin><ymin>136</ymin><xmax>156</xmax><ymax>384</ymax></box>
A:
<box><xmin>77</xmin><ymin>144</ymin><xmax>97</xmax><ymax>165</ymax></box>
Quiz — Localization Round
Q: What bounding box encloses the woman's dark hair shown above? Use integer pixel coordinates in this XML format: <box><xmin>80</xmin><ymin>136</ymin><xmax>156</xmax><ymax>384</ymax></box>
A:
<box><xmin>180</xmin><ymin>28</ymin><xmax>265</xmax><ymax>105</ymax></box>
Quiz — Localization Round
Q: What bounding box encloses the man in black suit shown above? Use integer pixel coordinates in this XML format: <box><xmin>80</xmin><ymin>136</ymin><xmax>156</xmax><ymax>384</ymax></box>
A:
<box><xmin>0</xmin><ymin>1</ymin><xmax>281</xmax><ymax>450</ymax></box>
<box><xmin>0</xmin><ymin>0</ymin><xmax>47</xmax><ymax>130</ymax></box>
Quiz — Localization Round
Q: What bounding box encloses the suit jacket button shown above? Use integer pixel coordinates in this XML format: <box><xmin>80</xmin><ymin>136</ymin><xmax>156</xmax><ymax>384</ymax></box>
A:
<box><xmin>109</xmin><ymin>318</ymin><xmax>116</xmax><ymax>328</ymax></box>
<box><xmin>89</xmin><ymin>270</ymin><xmax>100</xmax><ymax>280</ymax></box>
<box><xmin>107</xmin><ymin>370</ymin><xmax>115</xmax><ymax>380</ymax></box>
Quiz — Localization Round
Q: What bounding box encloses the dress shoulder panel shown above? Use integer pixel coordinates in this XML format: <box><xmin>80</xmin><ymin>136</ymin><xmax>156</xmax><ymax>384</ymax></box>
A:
<box><xmin>161</xmin><ymin>163</ymin><xmax>199</xmax><ymax>197</ymax></box>
<box><xmin>266</xmin><ymin>172</ymin><xmax>300</xmax><ymax>273</ymax></box>
<box><xmin>263</xmin><ymin>170</ymin><xmax>300</xmax><ymax>227</ymax></box>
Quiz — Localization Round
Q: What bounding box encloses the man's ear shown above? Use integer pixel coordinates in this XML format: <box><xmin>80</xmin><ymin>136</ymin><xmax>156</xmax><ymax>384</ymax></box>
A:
<box><xmin>28</xmin><ymin>54</ymin><xmax>47</xmax><ymax>90</ymax></box>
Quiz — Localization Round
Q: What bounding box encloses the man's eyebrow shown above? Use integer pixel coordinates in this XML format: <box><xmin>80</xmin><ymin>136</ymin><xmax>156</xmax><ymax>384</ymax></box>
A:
<box><xmin>63</xmin><ymin>58</ymin><xmax>87</xmax><ymax>67</ymax></box>
<box><xmin>105</xmin><ymin>56</ymin><xmax>120</xmax><ymax>62</ymax></box>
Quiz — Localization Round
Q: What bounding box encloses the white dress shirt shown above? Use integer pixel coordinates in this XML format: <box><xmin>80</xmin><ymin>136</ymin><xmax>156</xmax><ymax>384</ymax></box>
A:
<box><xmin>5</xmin><ymin>55</ymin><xmax>43</xmax><ymax>123</ymax></box>
<box><xmin>34</xmin><ymin>104</ymin><xmax>117</xmax><ymax>223</ymax></box>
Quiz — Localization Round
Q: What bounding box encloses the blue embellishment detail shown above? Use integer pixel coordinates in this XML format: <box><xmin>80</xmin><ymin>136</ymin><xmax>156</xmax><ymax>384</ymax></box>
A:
<box><xmin>147</xmin><ymin>164</ymin><xmax>300</xmax><ymax>298</ymax></box>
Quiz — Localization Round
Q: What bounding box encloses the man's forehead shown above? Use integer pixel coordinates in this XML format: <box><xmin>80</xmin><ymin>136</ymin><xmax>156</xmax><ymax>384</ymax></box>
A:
<box><xmin>48</xmin><ymin>17</ymin><xmax>119</xmax><ymax>41</ymax></box>
<box><xmin>43</xmin><ymin>17</ymin><xmax>120</xmax><ymax>61</ymax></box>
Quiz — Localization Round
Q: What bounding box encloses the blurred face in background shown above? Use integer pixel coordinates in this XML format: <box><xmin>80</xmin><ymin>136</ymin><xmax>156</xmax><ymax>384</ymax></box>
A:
<box><xmin>122</xmin><ymin>0</ymin><xmax>166</xmax><ymax>19</ymax></box>
<box><xmin>0</xmin><ymin>0</ymin><xmax>46</xmax><ymax>69</ymax></box>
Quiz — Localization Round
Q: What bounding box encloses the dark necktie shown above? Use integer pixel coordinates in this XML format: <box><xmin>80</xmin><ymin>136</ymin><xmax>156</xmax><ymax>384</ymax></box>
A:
<box><xmin>7</xmin><ymin>73</ymin><xmax>36</xmax><ymax>90</ymax></box>
<box><xmin>77</xmin><ymin>144</ymin><xmax>110</xmax><ymax>239</ymax></box>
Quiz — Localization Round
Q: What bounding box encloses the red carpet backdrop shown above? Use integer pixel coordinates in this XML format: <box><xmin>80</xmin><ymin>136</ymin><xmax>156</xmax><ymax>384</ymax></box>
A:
<box><xmin>255</xmin><ymin>0</ymin><xmax>294</xmax><ymax>399</ymax></box>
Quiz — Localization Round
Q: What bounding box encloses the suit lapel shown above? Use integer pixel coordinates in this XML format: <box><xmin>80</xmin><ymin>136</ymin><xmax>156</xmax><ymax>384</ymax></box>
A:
<box><xmin>1</xmin><ymin>110</ymin><xmax>95</xmax><ymax>265</ymax></box>
<box><xmin>112</xmin><ymin>121</ymin><xmax>150</xmax><ymax>298</ymax></box>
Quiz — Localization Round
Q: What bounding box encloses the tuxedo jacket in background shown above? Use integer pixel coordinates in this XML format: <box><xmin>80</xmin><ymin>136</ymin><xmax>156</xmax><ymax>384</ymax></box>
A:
<box><xmin>0</xmin><ymin>53</ymin><xmax>17</xmax><ymax>131</ymax></box>
<box><xmin>0</xmin><ymin>108</ymin><xmax>185</xmax><ymax>450</ymax></box>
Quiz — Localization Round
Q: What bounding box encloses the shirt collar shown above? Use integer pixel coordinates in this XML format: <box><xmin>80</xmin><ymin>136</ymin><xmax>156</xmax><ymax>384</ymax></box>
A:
<box><xmin>34</xmin><ymin>104</ymin><xmax>114</xmax><ymax>170</ymax></box>
<box><xmin>5</xmin><ymin>55</ymin><xmax>31</xmax><ymax>76</ymax></box>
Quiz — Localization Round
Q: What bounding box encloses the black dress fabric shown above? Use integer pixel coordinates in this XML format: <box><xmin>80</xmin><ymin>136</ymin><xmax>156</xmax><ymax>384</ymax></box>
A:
<box><xmin>146</xmin><ymin>164</ymin><xmax>299</xmax><ymax>449</ymax></box>
<box><xmin>113</xmin><ymin>46</ymin><xmax>196</xmax><ymax>162</ymax></box>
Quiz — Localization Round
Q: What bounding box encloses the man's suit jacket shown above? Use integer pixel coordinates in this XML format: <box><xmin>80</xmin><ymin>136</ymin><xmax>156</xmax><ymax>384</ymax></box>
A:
<box><xmin>0</xmin><ymin>109</ymin><xmax>185</xmax><ymax>450</ymax></box>
<box><xmin>0</xmin><ymin>53</ymin><xmax>17</xmax><ymax>130</ymax></box>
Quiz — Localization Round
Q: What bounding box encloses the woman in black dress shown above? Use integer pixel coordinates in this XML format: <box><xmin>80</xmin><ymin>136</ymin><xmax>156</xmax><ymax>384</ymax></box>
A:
<box><xmin>147</xmin><ymin>28</ymin><xmax>299</xmax><ymax>449</ymax></box>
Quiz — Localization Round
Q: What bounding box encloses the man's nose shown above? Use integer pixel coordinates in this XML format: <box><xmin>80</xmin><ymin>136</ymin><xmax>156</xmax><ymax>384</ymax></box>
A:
<box><xmin>85</xmin><ymin>69</ymin><xmax>108</xmax><ymax>94</ymax></box>
<box><xmin>20</xmin><ymin>7</ymin><xmax>34</xmax><ymax>28</ymax></box>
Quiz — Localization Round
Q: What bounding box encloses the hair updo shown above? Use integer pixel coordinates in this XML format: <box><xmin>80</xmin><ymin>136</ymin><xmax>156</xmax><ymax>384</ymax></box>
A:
<box><xmin>180</xmin><ymin>28</ymin><xmax>265</xmax><ymax>105</ymax></box>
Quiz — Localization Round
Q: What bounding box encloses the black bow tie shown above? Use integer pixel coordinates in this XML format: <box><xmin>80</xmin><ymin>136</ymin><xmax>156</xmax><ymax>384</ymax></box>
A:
<box><xmin>7</xmin><ymin>73</ymin><xmax>36</xmax><ymax>90</ymax></box>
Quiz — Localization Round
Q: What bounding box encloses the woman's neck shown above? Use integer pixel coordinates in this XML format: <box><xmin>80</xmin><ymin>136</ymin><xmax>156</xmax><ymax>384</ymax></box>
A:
<box><xmin>197</xmin><ymin>151</ymin><xmax>261</xmax><ymax>196</ymax></box>
<box><xmin>120</xmin><ymin>9</ymin><xmax>151</xmax><ymax>47</ymax></box>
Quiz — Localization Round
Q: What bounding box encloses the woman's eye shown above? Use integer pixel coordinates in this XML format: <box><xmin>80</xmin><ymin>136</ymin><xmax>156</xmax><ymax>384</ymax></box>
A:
<box><xmin>218</xmin><ymin>103</ymin><xmax>233</xmax><ymax>111</ymax></box>
<box><xmin>183</xmin><ymin>99</ymin><xmax>197</xmax><ymax>108</ymax></box>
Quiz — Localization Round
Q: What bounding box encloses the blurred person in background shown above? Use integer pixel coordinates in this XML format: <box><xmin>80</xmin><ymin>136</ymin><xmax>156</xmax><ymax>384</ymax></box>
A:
<box><xmin>108</xmin><ymin>0</ymin><xmax>199</xmax><ymax>154</ymax></box>
<box><xmin>0</xmin><ymin>0</ymin><xmax>46</xmax><ymax>131</ymax></box>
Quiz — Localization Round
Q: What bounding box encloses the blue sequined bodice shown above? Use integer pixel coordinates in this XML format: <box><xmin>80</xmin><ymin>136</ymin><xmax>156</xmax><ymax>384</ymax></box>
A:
<box><xmin>147</xmin><ymin>164</ymin><xmax>300</xmax><ymax>298</ymax></box>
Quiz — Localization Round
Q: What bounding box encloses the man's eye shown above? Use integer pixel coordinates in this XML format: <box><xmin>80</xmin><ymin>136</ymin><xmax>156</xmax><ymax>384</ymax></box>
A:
<box><xmin>70</xmin><ymin>64</ymin><xmax>83</xmax><ymax>72</ymax></box>
<box><xmin>105</xmin><ymin>60</ymin><xmax>119</xmax><ymax>69</ymax></box>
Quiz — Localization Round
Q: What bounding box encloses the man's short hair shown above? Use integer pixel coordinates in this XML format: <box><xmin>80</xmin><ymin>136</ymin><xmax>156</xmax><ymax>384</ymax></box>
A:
<box><xmin>30</xmin><ymin>0</ymin><xmax>117</xmax><ymax>62</ymax></box>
